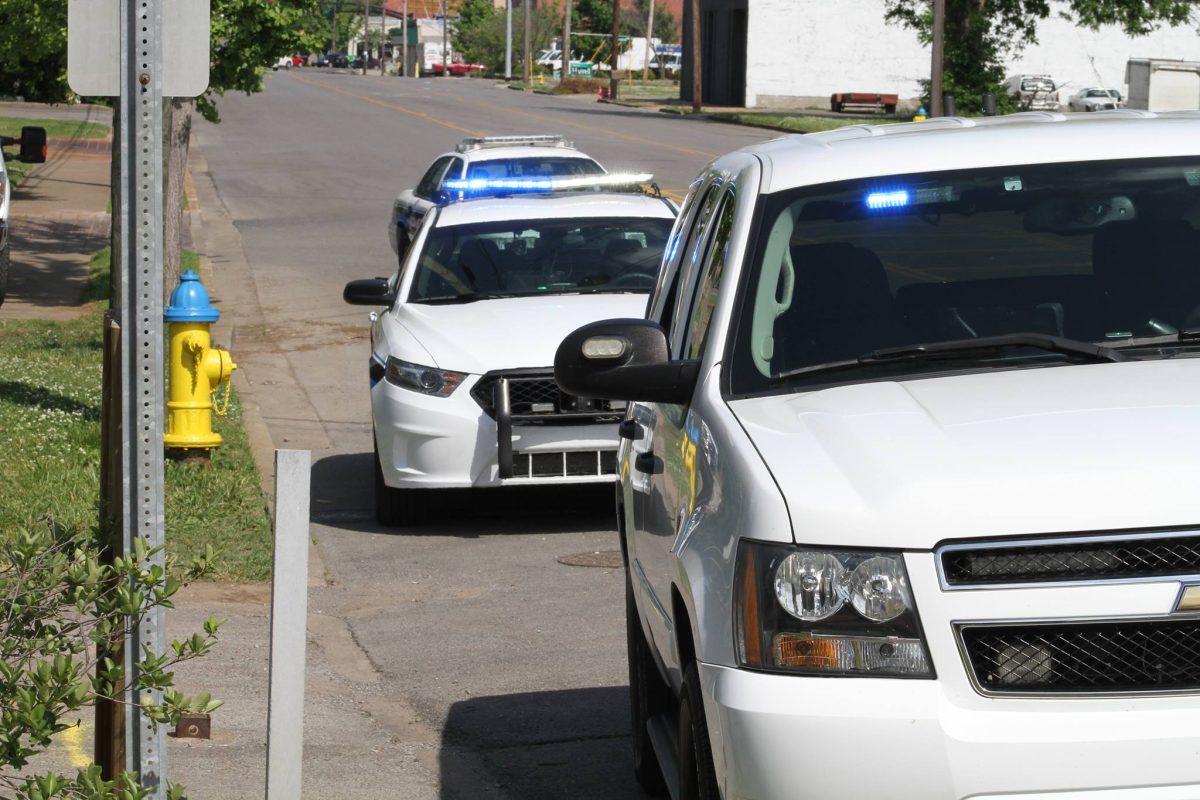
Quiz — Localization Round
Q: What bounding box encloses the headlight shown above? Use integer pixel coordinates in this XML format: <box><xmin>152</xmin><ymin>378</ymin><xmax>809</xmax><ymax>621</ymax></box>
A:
<box><xmin>384</xmin><ymin>356</ymin><xmax>466</xmax><ymax>397</ymax></box>
<box><xmin>735</xmin><ymin>541</ymin><xmax>934</xmax><ymax>678</ymax></box>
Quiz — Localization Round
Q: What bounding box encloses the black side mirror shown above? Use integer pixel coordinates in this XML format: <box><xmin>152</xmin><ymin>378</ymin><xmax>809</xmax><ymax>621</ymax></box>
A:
<box><xmin>0</xmin><ymin>127</ymin><xmax>46</xmax><ymax>164</ymax></box>
<box><xmin>343</xmin><ymin>277</ymin><xmax>395</xmax><ymax>306</ymax></box>
<box><xmin>554</xmin><ymin>318</ymin><xmax>700</xmax><ymax>405</ymax></box>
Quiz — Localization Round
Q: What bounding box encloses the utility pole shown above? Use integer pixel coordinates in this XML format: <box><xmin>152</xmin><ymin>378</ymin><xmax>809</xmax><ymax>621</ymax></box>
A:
<box><xmin>689</xmin><ymin>0</ymin><xmax>700</xmax><ymax>111</ymax></box>
<box><xmin>362</xmin><ymin>0</ymin><xmax>369</xmax><ymax>73</ymax></box>
<box><xmin>332</xmin><ymin>5</ymin><xmax>338</xmax><ymax>52</ymax></box>
<box><xmin>523</xmin><ymin>0</ymin><xmax>533</xmax><ymax>85</ymax></box>
<box><xmin>380</xmin><ymin>4</ymin><xmax>386</xmax><ymax>76</ymax></box>
<box><xmin>401</xmin><ymin>0</ymin><xmax>408</xmax><ymax>76</ymax></box>
<box><xmin>562</xmin><ymin>0</ymin><xmax>571</xmax><ymax>80</ymax></box>
<box><xmin>610</xmin><ymin>0</ymin><xmax>619</xmax><ymax>100</ymax></box>
<box><xmin>505</xmin><ymin>0</ymin><xmax>513</xmax><ymax>79</ymax></box>
<box><xmin>931</xmin><ymin>0</ymin><xmax>945</xmax><ymax>116</ymax></box>
<box><xmin>642</xmin><ymin>0</ymin><xmax>654</xmax><ymax>82</ymax></box>
<box><xmin>442</xmin><ymin>0</ymin><xmax>449</xmax><ymax>77</ymax></box>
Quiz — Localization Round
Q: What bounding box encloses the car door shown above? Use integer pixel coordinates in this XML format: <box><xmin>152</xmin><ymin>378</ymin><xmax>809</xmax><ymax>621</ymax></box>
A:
<box><xmin>629</xmin><ymin>178</ymin><xmax>728</xmax><ymax>655</ymax></box>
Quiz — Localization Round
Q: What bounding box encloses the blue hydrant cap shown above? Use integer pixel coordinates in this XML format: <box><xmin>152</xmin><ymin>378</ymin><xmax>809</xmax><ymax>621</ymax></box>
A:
<box><xmin>917</xmin><ymin>105</ymin><xmax>927</xmax><ymax>115</ymax></box>
<box><xmin>164</xmin><ymin>270</ymin><xmax>219</xmax><ymax>322</ymax></box>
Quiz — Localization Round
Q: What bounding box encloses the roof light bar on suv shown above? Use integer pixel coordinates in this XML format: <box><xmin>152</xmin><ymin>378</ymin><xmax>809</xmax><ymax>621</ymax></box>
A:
<box><xmin>442</xmin><ymin>172</ymin><xmax>655</xmax><ymax>195</ymax></box>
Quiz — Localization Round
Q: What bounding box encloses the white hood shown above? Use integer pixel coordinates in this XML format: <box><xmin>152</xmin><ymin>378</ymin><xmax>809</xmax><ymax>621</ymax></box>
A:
<box><xmin>730</xmin><ymin>360</ymin><xmax>1200</xmax><ymax>550</ymax></box>
<box><xmin>394</xmin><ymin>293</ymin><xmax>648</xmax><ymax>374</ymax></box>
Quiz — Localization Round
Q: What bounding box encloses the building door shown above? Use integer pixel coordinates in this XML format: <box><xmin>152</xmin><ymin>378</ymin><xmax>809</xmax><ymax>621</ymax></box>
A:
<box><xmin>701</xmin><ymin>5</ymin><xmax>747</xmax><ymax>106</ymax></box>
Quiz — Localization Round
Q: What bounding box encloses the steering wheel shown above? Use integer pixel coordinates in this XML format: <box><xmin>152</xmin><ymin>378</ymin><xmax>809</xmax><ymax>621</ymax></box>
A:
<box><xmin>609</xmin><ymin>272</ymin><xmax>656</xmax><ymax>288</ymax></box>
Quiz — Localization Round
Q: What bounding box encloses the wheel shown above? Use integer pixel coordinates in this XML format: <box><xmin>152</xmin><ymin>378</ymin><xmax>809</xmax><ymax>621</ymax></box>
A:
<box><xmin>678</xmin><ymin>661</ymin><xmax>719</xmax><ymax>800</ymax></box>
<box><xmin>0</xmin><ymin>242</ymin><xmax>8</xmax><ymax>307</ymax></box>
<box><xmin>374</xmin><ymin>442</ymin><xmax>431</xmax><ymax>527</ymax></box>
<box><xmin>626</xmin><ymin>571</ymin><xmax>669</xmax><ymax>795</ymax></box>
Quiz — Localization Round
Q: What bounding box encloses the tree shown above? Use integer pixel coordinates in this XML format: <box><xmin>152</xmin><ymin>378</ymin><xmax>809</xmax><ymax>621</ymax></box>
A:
<box><xmin>0</xmin><ymin>0</ymin><xmax>69</xmax><ymax>102</ymax></box>
<box><xmin>453</xmin><ymin>0</ymin><xmax>497</xmax><ymax>57</ymax></box>
<box><xmin>623</xmin><ymin>0</ymin><xmax>678</xmax><ymax>44</ymax></box>
<box><xmin>455</xmin><ymin>3</ymin><xmax>559</xmax><ymax>74</ymax></box>
<box><xmin>885</xmin><ymin>0</ymin><xmax>1198</xmax><ymax>113</ymax></box>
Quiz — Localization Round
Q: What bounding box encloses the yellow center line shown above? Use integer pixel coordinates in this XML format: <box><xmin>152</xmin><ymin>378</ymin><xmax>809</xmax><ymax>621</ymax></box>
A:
<box><xmin>289</xmin><ymin>73</ymin><xmax>486</xmax><ymax>137</ymax></box>
<box><xmin>289</xmin><ymin>72</ymin><xmax>718</xmax><ymax>160</ymax></box>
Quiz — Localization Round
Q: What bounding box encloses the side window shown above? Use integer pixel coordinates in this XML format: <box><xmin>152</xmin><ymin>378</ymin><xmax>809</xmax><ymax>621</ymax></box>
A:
<box><xmin>682</xmin><ymin>191</ymin><xmax>735</xmax><ymax>360</ymax></box>
<box><xmin>648</xmin><ymin>178</ymin><xmax>707</xmax><ymax>325</ymax></box>
<box><xmin>438</xmin><ymin>157</ymin><xmax>465</xmax><ymax>190</ymax></box>
<box><xmin>668</xmin><ymin>185</ymin><xmax>725</xmax><ymax>355</ymax></box>
<box><xmin>416</xmin><ymin>156</ymin><xmax>453</xmax><ymax>199</ymax></box>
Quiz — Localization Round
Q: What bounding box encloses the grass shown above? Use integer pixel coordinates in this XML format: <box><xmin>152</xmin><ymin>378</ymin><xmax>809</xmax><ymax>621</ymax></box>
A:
<box><xmin>0</xmin><ymin>249</ymin><xmax>272</xmax><ymax>582</ymax></box>
<box><xmin>710</xmin><ymin>112</ymin><xmax>895</xmax><ymax>133</ymax></box>
<box><xmin>0</xmin><ymin>116</ymin><xmax>110</xmax><ymax>141</ymax></box>
<box><xmin>613</xmin><ymin>78</ymin><xmax>678</xmax><ymax>98</ymax></box>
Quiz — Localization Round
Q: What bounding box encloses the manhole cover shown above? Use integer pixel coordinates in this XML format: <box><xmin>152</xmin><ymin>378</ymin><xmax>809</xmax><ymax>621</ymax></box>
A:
<box><xmin>557</xmin><ymin>550</ymin><xmax>623</xmax><ymax>569</ymax></box>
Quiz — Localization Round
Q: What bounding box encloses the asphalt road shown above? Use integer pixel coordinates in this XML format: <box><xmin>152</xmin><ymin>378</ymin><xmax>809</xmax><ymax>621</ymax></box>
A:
<box><xmin>191</xmin><ymin>71</ymin><xmax>775</xmax><ymax>799</ymax></box>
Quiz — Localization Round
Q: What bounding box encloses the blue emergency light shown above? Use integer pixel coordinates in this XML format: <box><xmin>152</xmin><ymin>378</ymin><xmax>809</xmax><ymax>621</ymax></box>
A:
<box><xmin>442</xmin><ymin>172</ymin><xmax>655</xmax><ymax>196</ymax></box>
<box><xmin>865</xmin><ymin>190</ymin><xmax>910</xmax><ymax>210</ymax></box>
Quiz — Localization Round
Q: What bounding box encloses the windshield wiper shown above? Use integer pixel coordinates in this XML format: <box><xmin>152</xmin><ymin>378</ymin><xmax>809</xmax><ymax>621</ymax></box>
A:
<box><xmin>1106</xmin><ymin>330</ymin><xmax>1200</xmax><ymax>349</ymax></box>
<box><xmin>772</xmin><ymin>333</ymin><xmax>1126</xmax><ymax>383</ymax></box>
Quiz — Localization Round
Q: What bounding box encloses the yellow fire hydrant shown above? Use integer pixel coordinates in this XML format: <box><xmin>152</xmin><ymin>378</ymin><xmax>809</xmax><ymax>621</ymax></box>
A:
<box><xmin>164</xmin><ymin>270</ymin><xmax>236</xmax><ymax>456</ymax></box>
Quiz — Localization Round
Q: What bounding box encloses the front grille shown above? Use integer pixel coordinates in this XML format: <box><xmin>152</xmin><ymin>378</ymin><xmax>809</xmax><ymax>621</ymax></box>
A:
<box><xmin>960</xmin><ymin>617</ymin><xmax>1200</xmax><ymax>695</ymax></box>
<box><xmin>940</xmin><ymin>532</ymin><xmax>1200</xmax><ymax>587</ymax></box>
<box><xmin>472</xmin><ymin>372</ymin><xmax>625</xmax><ymax>425</ymax></box>
<box><xmin>512</xmin><ymin>450</ymin><xmax>618</xmax><ymax>479</ymax></box>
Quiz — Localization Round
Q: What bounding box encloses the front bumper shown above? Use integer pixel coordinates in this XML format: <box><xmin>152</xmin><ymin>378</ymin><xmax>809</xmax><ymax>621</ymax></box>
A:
<box><xmin>372</xmin><ymin>373</ymin><xmax>618</xmax><ymax>488</ymax></box>
<box><xmin>703</xmin><ymin>663</ymin><xmax>1200</xmax><ymax>800</ymax></box>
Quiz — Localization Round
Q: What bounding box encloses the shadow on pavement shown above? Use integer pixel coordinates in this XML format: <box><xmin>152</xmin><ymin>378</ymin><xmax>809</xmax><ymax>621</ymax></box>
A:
<box><xmin>441</xmin><ymin>686</ymin><xmax>653</xmax><ymax>799</ymax></box>
<box><xmin>310</xmin><ymin>450</ymin><xmax>616</xmax><ymax>536</ymax></box>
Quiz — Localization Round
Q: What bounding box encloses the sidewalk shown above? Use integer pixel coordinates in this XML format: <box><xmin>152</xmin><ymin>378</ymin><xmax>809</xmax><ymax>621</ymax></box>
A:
<box><xmin>1</xmin><ymin>140</ymin><xmax>111</xmax><ymax>320</ymax></box>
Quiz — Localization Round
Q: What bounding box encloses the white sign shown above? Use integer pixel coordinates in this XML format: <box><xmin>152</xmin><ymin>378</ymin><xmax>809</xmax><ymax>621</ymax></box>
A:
<box><xmin>68</xmin><ymin>0</ymin><xmax>210</xmax><ymax>97</ymax></box>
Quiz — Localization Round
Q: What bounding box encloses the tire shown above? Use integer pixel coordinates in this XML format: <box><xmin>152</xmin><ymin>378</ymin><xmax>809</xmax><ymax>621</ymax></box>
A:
<box><xmin>374</xmin><ymin>442</ymin><xmax>432</xmax><ymax>527</ymax></box>
<box><xmin>0</xmin><ymin>242</ymin><xmax>8</xmax><ymax>308</ymax></box>
<box><xmin>678</xmin><ymin>661</ymin><xmax>720</xmax><ymax>800</ymax></box>
<box><xmin>626</xmin><ymin>572</ymin><xmax>669</xmax><ymax>796</ymax></box>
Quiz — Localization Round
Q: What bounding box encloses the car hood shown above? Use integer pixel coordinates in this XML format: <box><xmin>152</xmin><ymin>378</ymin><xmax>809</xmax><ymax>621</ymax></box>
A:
<box><xmin>395</xmin><ymin>293</ymin><xmax>648</xmax><ymax>374</ymax></box>
<box><xmin>729</xmin><ymin>360</ymin><xmax>1200</xmax><ymax>550</ymax></box>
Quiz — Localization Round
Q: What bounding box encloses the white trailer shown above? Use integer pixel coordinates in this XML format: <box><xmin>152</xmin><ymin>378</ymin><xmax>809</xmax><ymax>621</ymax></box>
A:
<box><xmin>1125</xmin><ymin>58</ymin><xmax>1200</xmax><ymax>111</ymax></box>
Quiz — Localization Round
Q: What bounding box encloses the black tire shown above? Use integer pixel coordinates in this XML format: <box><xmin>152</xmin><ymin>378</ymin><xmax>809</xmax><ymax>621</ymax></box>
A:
<box><xmin>0</xmin><ymin>243</ymin><xmax>8</xmax><ymax>308</ymax></box>
<box><xmin>626</xmin><ymin>572</ymin><xmax>669</xmax><ymax>796</ymax></box>
<box><xmin>374</xmin><ymin>442</ymin><xmax>432</xmax><ymax>527</ymax></box>
<box><xmin>679</xmin><ymin>661</ymin><xmax>720</xmax><ymax>800</ymax></box>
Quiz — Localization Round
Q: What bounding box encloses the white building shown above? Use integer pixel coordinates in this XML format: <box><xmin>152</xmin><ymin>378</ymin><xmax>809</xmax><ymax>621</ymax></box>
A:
<box><xmin>682</xmin><ymin>0</ymin><xmax>1200</xmax><ymax>108</ymax></box>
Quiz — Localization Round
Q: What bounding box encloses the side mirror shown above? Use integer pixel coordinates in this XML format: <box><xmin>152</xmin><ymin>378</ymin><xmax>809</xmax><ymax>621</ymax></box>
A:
<box><xmin>554</xmin><ymin>319</ymin><xmax>700</xmax><ymax>405</ymax></box>
<box><xmin>343</xmin><ymin>277</ymin><xmax>395</xmax><ymax>306</ymax></box>
<box><xmin>0</xmin><ymin>127</ymin><xmax>47</xmax><ymax>164</ymax></box>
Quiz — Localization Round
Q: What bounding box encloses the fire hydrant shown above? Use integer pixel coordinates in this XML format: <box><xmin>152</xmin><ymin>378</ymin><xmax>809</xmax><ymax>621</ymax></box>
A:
<box><xmin>164</xmin><ymin>270</ymin><xmax>236</xmax><ymax>456</ymax></box>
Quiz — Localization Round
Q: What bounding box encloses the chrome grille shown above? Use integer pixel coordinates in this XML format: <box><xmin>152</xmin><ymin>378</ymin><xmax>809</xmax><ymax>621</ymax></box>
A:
<box><xmin>471</xmin><ymin>371</ymin><xmax>625</xmax><ymax>424</ymax></box>
<box><xmin>960</xmin><ymin>617</ymin><xmax>1200</xmax><ymax>695</ymax></box>
<box><xmin>940</xmin><ymin>532</ymin><xmax>1200</xmax><ymax>587</ymax></box>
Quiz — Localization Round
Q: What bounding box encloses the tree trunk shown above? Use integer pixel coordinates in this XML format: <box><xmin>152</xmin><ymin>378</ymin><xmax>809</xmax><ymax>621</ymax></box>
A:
<box><xmin>162</xmin><ymin>97</ymin><xmax>193</xmax><ymax>303</ymax></box>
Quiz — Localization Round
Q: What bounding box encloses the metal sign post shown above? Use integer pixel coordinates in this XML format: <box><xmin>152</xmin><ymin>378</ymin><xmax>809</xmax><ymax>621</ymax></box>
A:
<box><xmin>67</xmin><ymin>0</ymin><xmax>209</xmax><ymax>793</ymax></box>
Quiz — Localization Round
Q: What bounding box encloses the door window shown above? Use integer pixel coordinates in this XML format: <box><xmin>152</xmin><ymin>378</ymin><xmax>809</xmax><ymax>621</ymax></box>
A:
<box><xmin>668</xmin><ymin>184</ymin><xmax>726</xmax><ymax>356</ymax></box>
<box><xmin>682</xmin><ymin>191</ymin><xmax>735</xmax><ymax>360</ymax></box>
<box><xmin>416</xmin><ymin>156</ymin><xmax>453</xmax><ymax>199</ymax></box>
<box><xmin>648</xmin><ymin>178</ymin><xmax>708</xmax><ymax>326</ymax></box>
<box><xmin>439</xmin><ymin>157</ymin><xmax>465</xmax><ymax>190</ymax></box>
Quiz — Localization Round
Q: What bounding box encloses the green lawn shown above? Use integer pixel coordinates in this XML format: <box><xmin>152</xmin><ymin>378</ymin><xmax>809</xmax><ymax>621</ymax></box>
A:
<box><xmin>710</xmin><ymin>112</ymin><xmax>895</xmax><ymax>133</ymax></box>
<box><xmin>0</xmin><ymin>115</ymin><xmax>110</xmax><ymax>140</ymax></box>
<box><xmin>0</xmin><ymin>250</ymin><xmax>272</xmax><ymax>581</ymax></box>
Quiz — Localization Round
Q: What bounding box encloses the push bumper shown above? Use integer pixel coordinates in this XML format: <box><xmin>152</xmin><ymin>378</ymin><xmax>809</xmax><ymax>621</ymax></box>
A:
<box><xmin>701</xmin><ymin>663</ymin><xmax>1200</xmax><ymax>800</ymax></box>
<box><xmin>372</xmin><ymin>373</ymin><xmax>618</xmax><ymax>488</ymax></box>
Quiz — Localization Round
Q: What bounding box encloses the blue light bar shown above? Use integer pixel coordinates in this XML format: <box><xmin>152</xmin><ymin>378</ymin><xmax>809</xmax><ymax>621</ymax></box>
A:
<box><xmin>442</xmin><ymin>172</ymin><xmax>655</xmax><ymax>195</ymax></box>
<box><xmin>865</xmin><ymin>190</ymin><xmax>910</xmax><ymax>210</ymax></box>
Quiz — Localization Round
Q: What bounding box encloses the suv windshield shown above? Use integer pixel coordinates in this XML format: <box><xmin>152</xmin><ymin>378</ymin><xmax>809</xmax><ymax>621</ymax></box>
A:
<box><xmin>410</xmin><ymin>215</ymin><xmax>671</xmax><ymax>302</ymax></box>
<box><xmin>464</xmin><ymin>157</ymin><xmax>603</xmax><ymax>181</ymax></box>
<box><xmin>729</xmin><ymin>157</ymin><xmax>1200</xmax><ymax>395</ymax></box>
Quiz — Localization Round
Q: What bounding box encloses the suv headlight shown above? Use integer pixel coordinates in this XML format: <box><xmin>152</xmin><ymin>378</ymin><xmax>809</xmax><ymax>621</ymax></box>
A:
<box><xmin>735</xmin><ymin>541</ymin><xmax>934</xmax><ymax>678</ymax></box>
<box><xmin>384</xmin><ymin>356</ymin><xmax>466</xmax><ymax>397</ymax></box>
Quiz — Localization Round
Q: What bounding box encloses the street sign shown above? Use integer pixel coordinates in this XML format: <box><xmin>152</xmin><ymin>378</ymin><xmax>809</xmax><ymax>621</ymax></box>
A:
<box><xmin>67</xmin><ymin>0</ymin><xmax>210</xmax><ymax>97</ymax></box>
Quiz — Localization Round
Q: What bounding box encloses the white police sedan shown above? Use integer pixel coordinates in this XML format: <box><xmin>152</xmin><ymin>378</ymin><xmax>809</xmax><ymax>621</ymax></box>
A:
<box><xmin>351</xmin><ymin>176</ymin><xmax>676</xmax><ymax>525</ymax></box>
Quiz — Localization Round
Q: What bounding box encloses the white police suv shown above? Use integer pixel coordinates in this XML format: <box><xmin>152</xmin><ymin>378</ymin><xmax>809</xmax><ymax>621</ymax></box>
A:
<box><xmin>556</xmin><ymin>111</ymin><xmax>1200</xmax><ymax>799</ymax></box>
<box><xmin>388</xmin><ymin>135</ymin><xmax>604</xmax><ymax>264</ymax></box>
<box><xmin>350</xmin><ymin>177</ymin><xmax>676</xmax><ymax>525</ymax></box>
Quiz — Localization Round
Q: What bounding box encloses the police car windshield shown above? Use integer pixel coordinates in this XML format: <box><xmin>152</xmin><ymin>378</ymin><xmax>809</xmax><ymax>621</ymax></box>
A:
<box><xmin>464</xmin><ymin>157</ymin><xmax>604</xmax><ymax>181</ymax></box>
<box><xmin>728</xmin><ymin>157</ymin><xmax>1200</xmax><ymax>395</ymax></box>
<box><xmin>410</xmin><ymin>216</ymin><xmax>671</xmax><ymax>302</ymax></box>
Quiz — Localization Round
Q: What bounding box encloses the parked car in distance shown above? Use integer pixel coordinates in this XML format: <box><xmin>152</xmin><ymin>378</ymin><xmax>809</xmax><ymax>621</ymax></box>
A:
<box><xmin>649</xmin><ymin>51</ymin><xmax>681</xmax><ymax>77</ymax></box>
<box><xmin>1068</xmin><ymin>86</ymin><xmax>1125</xmax><ymax>111</ymax></box>
<box><xmin>0</xmin><ymin>126</ymin><xmax>47</xmax><ymax>306</ymax></box>
<box><xmin>326</xmin><ymin>52</ymin><xmax>349</xmax><ymax>69</ymax></box>
<box><xmin>1006</xmin><ymin>73</ymin><xmax>1061</xmax><ymax>110</ymax></box>
<box><xmin>390</xmin><ymin>135</ymin><xmax>605</xmax><ymax>264</ymax></box>
<box><xmin>430</xmin><ymin>59</ymin><xmax>486</xmax><ymax>77</ymax></box>
<box><xmin>556</xmin><ymin>111</ymin><xmax>1200</xmax><ymax>800</ymax></box>
<box><xmin>291</xmin><ymin>55</ymin><xmax>305</xmax><ymax>68</ymax></box>
<box><xmin>346</xmin><ymin>184</ymin><xmax>677</xmax><ymax>525</ymax></box>
<box><xmin>272</xmin><ymin>56</ymin><xmax>293</xmax><ymax>70</ymax></box>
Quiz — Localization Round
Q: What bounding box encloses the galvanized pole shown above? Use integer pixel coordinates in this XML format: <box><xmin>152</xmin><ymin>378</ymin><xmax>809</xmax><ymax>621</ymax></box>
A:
<box><xmin>642</xmin><ymin>0</ymin><xmax>653</xmax><ymax>82</ymax></box>
<box><xmin>505</xmin><ymin>0</ymin><xmax>513</xmax><ymax>79</ymax></box>
<box><xmin>362</xmin><ymin>0</ymin><xmax>370</xmax><ymax>73</ymax></box>
<box><xmin>401</xmin><ymin>0</ymin><xmax>408</xmax><ymax>76</ymax></box>
<box><xmin>118</xmin><ymin>0</ymin><xmax>167</xmax><ymax>789</ymax></box>
<box><xmin>931</xmin><ymin>0</ymin><xmax>945</xmax><ymax>117</ymax></box>
<box><xmin>689</xmin><ymin>0</ymin><xmax>700</xmax><ymax>112</ymax></box>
